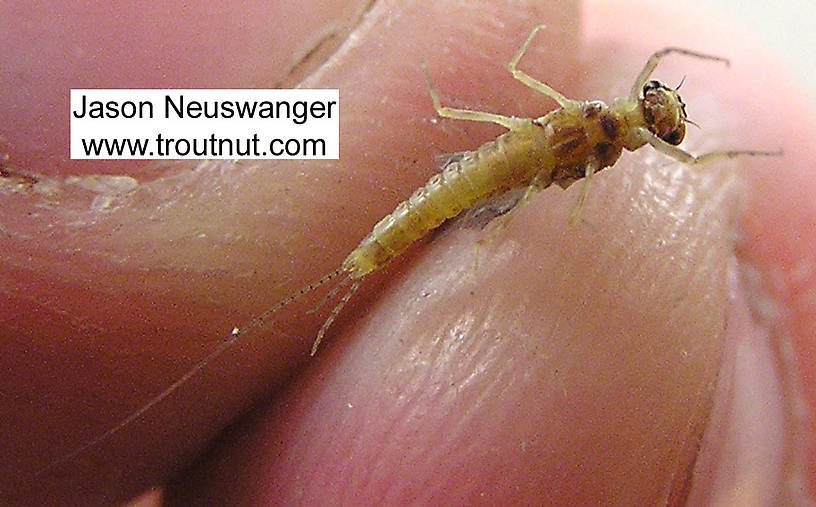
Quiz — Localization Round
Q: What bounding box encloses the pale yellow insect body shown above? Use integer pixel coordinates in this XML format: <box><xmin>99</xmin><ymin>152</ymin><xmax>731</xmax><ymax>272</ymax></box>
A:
<box><xmin>328</xmin><ymin>26</ymin><xmax>778</xmax><ymax>354</ymax></box>
<box><xmin>34</xmin><ymin>25</ymin><xmax>780</xmax><ymax>479</ymax></box>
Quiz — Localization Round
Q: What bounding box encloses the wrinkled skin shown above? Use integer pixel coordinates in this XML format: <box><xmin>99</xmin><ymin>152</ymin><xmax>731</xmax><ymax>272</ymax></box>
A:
<box><xmin>1</xmin><ymin>0</ymin><xmax>815</xmax><ymax>505</ymax></box>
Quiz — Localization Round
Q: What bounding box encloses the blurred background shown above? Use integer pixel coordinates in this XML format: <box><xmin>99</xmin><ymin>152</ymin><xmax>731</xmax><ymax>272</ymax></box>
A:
<box><xmin>707</xmin><ymin>0</ymin><xmax>815</xmax><ymax>103</ymax></box>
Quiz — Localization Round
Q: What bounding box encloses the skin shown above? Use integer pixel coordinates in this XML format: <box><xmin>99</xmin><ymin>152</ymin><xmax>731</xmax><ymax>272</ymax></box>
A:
<box><xmin>1</xmin><ymin>0</ymin><xmax>814</xmax><ymax>505</ymax></box>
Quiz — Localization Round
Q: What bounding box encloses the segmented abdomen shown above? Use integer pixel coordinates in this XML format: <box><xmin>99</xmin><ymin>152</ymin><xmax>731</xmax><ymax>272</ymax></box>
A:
<box><xmin>343</xmin><ymin>125</ymin><xmax>549</xmax><ymax>277</ymax></box>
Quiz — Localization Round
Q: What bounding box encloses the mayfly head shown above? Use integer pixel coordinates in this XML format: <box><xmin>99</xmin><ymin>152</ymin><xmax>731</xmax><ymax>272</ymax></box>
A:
<box><xmin>641</xmin><ymin>80</ymin><xmax>687</xmax><ymax>145</ymax></box>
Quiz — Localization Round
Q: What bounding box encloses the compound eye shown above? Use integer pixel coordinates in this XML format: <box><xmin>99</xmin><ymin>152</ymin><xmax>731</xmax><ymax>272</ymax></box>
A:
<box><xmin>643</xmin><ymin>80</ymin><xmax>662</xmax><ymax>95</ymax></box>
<box><xmin>643</xmin><ymin>80</ymin><xmax>660</xmax><ymax>93</ymax></box>
<box><xmin>663</xmin><ymin>126</ymin><xmax>685</xmax><ymax>145</ymax></box>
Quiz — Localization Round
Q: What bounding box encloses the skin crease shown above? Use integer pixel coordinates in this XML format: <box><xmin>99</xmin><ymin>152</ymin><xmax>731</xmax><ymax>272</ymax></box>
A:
<box><xmin>1</xmin><ymin>0</ymin><xmax>814</xmax><ymax>506</ymax></box>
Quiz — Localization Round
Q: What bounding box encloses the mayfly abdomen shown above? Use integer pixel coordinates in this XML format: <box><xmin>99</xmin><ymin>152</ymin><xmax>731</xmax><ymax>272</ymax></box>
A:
<box><xmin>460</xmin><ymin>130</ymin><xmax>540</xmax><ymax>195</ymax></box>
<box><xmin>344</xmin><ymin>128</ymin><xmax>544</xmax><ymax>278</ymax></box>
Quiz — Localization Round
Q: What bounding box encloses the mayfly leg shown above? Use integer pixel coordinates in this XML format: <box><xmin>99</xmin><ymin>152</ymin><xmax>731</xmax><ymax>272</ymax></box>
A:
<box><xmin>636</xmin><ymin>128</ymin><xmax>783</xmax><ymax>165</ymax></box>
<box><xmin>506</xmin><ymin>24</ymin><xmax>596</xmax><ymax>222</ymax></box>
<box><xmin>423</xmin><ymin>24</ymin><xmax>576</xmax><ymax>127</ymax></box>
<box><xmin>421</xmin><ymin>61</ymin><xmax>522</xmax><ymax>130</ymax></box>
<box><xmin>569</xmin><ymin>158</ymin><xmax>601</xmax><ymax>224</ymax></box>
<box><xmin>630</xmin><ymin>47</ymin><xmax>730</xmax><ymax>101</ymax></box>
<box><xmin>507</xmin><ymin>24</ymin><xmax>573</xmax><ymax>108</ymax></box>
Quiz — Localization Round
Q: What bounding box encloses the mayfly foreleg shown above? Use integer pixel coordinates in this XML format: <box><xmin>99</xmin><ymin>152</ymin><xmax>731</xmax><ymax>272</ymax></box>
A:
<box><xmin>630</xmin><ymin>47</ymin><xmax>729</xmax><ymax>100</ymax></box>
<box><xmin>507</xmin><ymin>24</ymin><xmax>573</xmax><ymax>108</ymax></box>
<box><xmin>421</xmin><ymin>61</ymin><xmax>524</xmax><ymax>130</ymax></box>
<box><xmin>636</xmin><ymin>128</ymin><xmax>783</xmax><ymax>165</ymax></box>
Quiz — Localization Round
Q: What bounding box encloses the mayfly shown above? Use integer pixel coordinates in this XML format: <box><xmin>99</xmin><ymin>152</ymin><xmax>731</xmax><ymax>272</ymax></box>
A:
<box><xmin>38</xmin><ymin>24</ymin><xmax>780</xmax><ymax>477</ymax></box>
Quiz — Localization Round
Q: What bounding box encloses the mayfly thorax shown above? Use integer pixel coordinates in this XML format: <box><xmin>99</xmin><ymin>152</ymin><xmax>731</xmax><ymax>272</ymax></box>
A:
<box><xmin>36</xmin><ymin>24</ymin><xmax>781</xmax><ymax>477</ymax></box>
